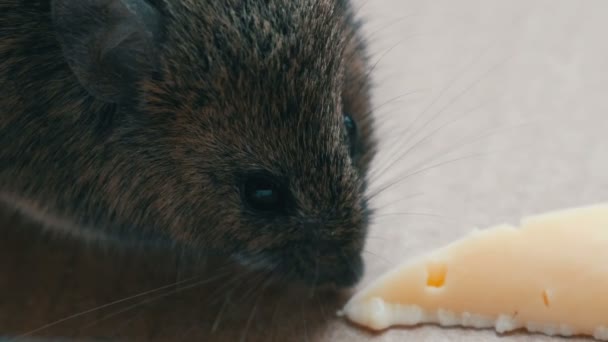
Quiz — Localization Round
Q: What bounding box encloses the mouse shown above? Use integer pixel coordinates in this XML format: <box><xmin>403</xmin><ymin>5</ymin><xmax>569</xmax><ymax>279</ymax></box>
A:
<box><xmin>0</xmin><ymin>0</ymin><xmax>377</xmax><ymax>289</ymax></box>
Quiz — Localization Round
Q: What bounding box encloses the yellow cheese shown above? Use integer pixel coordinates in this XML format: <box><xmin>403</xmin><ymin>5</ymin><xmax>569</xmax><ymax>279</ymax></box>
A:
<box><xmin>341</xmin><ymin>203</ymin><xmax>608</xmax><ymax>340</ymax></box>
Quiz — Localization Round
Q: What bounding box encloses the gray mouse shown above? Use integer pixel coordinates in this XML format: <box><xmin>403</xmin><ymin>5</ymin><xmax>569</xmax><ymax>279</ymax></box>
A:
<box><xmin>0</xmin><ymin>0</ymin><xmax>377</xmax><ymax>288</ymax></box>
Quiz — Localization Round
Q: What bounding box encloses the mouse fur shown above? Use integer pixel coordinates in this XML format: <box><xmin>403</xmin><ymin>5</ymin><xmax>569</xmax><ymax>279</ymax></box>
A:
<box><xmin>0</xmin><ymin>0</ymin><xmax>377</xmax><ymax>287</ymax></box>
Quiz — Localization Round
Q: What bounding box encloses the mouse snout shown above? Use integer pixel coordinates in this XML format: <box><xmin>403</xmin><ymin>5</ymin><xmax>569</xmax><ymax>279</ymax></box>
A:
<box><xmin>314</xmin><ymin>241</ymin><xmax>365</xmax><ymax>288</ymax></box>
<box><xmin>282</xmin><ymin>236</ymin><xmax>365</xmax><ymax>288</ymax></box>
<box><xmin>328</xmin><ymin>252</ymin><xmax>363</xmax><ymax>288</ymax></box>
<box><xmin>281</xmin><ymin>211</ymin><xmax>368</xmax><ymax>288</ymax></box>
<box><xmin>235</xmin><ymin>164</ymin><xmax>370</xmax><ymax>288</ymax></box>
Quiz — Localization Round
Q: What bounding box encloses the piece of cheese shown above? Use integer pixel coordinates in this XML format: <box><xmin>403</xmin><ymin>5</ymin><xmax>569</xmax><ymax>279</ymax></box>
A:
<box><xmin>341</xmin><ymin>203</ymin><xmax>608</xmax><ymax>340</ymax></box>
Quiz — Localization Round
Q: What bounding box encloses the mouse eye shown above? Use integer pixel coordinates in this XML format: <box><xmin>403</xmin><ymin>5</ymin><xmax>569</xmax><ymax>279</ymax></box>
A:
<box><xmin>343</xmin><ymin>113</ymin><xmax>358</xmax><ymax>154</ymax></box>
<box><xmin>241</xmin><ymin>173</ymin><xmax>287</xmax><ymax>213</ymax></box>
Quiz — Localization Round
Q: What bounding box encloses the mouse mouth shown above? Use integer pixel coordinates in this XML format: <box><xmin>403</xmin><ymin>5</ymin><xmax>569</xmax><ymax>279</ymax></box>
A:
<box><xmin>233</xmin><ymin>245</ymin><xmax>364</xmax><ymax>289</ymax></box>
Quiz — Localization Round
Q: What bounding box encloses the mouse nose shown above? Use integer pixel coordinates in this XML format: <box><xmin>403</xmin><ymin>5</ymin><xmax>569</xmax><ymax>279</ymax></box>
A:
<box><xmin>314</xmin><ymin>252</ymin><xmax>364</xmax><ymax>288</ymax></box>
<box><xmin>241</xmin><ymin>172</ymin><xmax>289</xmax><ymax>213</ymax></box>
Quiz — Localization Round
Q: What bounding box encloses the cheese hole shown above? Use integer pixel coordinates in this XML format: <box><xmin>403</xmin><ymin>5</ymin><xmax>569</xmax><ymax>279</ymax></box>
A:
<box><xmin>542</xmin><ymin>290</ymin><xmax>551</xmax><ymax>307</ymax></box>
<box><xmin>426</xmin><ymin>262</ymin><xmax>447</xmax><ymax>288</ymax></box>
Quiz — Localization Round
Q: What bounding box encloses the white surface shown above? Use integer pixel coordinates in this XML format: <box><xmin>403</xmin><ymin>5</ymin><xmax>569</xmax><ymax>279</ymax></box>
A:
<box><xmin>340</xmin><ymin>0</ymin><xmax>608</xmax><ymax>341</ymax></box>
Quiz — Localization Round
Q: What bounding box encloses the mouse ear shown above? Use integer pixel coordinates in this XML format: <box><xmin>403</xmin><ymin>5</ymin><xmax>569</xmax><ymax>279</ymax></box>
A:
<box><xmin>52</xmin><ymin>0</ymin><xmax>161</xmax><ymax>103</ymax></box>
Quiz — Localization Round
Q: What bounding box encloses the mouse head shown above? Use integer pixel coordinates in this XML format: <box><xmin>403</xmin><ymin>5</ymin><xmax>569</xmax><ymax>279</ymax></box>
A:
<box><xmin>51</xmin><ymin>0</ymin><xmax>376</xmax><ymax>287</ymax></box>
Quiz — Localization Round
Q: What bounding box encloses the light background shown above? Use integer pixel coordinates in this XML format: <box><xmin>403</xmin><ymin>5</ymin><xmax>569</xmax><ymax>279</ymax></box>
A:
<box><xmin>340</xmin><ymin>0</ymin><xmax>608</xmax><ymax>341</ymax></box>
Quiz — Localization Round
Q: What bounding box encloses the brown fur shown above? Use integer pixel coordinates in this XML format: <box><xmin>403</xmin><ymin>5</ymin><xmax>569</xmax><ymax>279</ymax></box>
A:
<box><xmin>0</xmin><ymin>0</ymin><xmax>376</xmax><ymax>287</ymax></box>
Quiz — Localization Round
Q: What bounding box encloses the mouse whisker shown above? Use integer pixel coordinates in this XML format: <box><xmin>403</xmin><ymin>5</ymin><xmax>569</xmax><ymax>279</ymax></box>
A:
<box><xmin>370</xmin><ymin>42</ymin><xmax>498</xmax><ymax>178</ymax></box>
<box><xmin>367</xmin><ymin>192</ymin><xmax>424</xmax><ymax>212</ymax></box>
<box><xmin>225</xmin><ymin>261</ymin><xmax>278</xmax><ymax>314</ymax></box>
<box><xmin>369</xmin><ymin>211</ymin><xmax>478</xmax><ymax>230</ymax></box>
<box><xmin>238</xmin><ymin>271</ymin><xmax>276</xmax><ymax>342</ymax></box>
<box><xmin>170</xmin><ymin>312</ymin><xmax>199</xmax><ymax>341</ymax></box>
<box><xmin>268</xmin><ymin>282</ymin><xmax>289</xmax><ymax>342</ymax></box>
<box><xmin>301</xmin><ymin>301</ymin><xmax>311</xmax><ymax>342</ymax></box>
<box><xmin>370</xmin><ymin>112</ymin><xmax>530</xmax><ymax>192</ymax></box>
<box><xmin>76</xmin><ymin>269</ymin><xmax>234</xmax><ymax>334</ymax></box>
<box><xmin>107</xmin><ymin>308</ymin><xmax>145</xmax><ymax>339</ymax></box>
<box><xmin>239</xmin><ymin>308</ymin><xmax>258</xmax><ymax>342</ymax></box>
<box><xmin>363</xmin><ymin>13</ymin><xmax>422</xmax><ymax>43</ymax></box>
<box><xmin>371</xmin><ymin>211</ymin><xmax>451</xmax><ymax>219</ymax></box>
<box><xmin>363</xmin><ymin>32</ymin><xmax>428</xmax><ymax>90</ymax></box>
<box><xmin>238</xmin><ymin>287</ymin><xmax>263</xmax><ymax>342</ymax></box>
<box><xmin>233</xmin><ymin>272</ymin><xmax>266</xmax><ymax>305</ymax></box>
<box><xmin>351</xmin><ymin>0</ymin><xmax>374</xmax><ymax>21</ymax></box>
<box><xmin>370</xmin><ymin>100</ymin><xmax>490</xmax><ymax>183</ymax></box>
<box><xmin>307</xmin><ymin>251</ymin><xmax>321</xmax><ymax>299</ymax></box>
<box><xmin>314</xmin><ymin>292</ymin><xmax>329</xmax><ymax>323</ymax></box>
<box><xmin>13</xmin><ymin>272</ymin><xmax>222</xmax><ymax>339</ymax></box>
<box><xmin>205</xmin><ymin>266</ymin><xmax>258</xmax><ymax>308</ymax></box>
<box><xmin>205</xmin><ymin>268</ymin><xmax>258</xmax><ymax>334</ymax></box>
<box><xmin>401</xmin><ymin>47</ymin><xmax>501</xmax><ymax>138</ymax></box>
<box><xmin>368</xmin><ymin>120</ymin><xmax>533</xmax><ymax>198</ymax></box>
<box><xmin>342</xmin><ymin>13</ymin><xmax>418</xmax><ymax>79</ymax></box>
<box><xmin>367</xmin><ymin>151</ymin><xmax>491</xmax><ymax>202</ymax></box>
<box><xmin>368</xmin><ymin>89</ymin><xmax>428</xmax><ymax>119</ymax></box>
<box><xmin>210</xmin><ymin>292</ymin><xmax>232</xmax><ymax>334</ymax></box>
<box><xmin>362</xmin><ymin>234</ymin><xmax>389</xmax><ymax>242</ymax></box>
<box><xmin>362</xmin><ymin>249</ymin><xmax>391</xmax><ymax>265</ymax></box>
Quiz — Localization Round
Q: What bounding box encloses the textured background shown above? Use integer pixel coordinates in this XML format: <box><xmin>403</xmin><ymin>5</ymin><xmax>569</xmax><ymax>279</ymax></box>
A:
<box><xmin>343</xmin><ymin>0</ymin><xmax>608</xmax><ymax>340</ymax></box>
<box><xmin>2</xmin><ymin>0</ymin><xmax>608</xmax><ymax>341</ymax></box>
